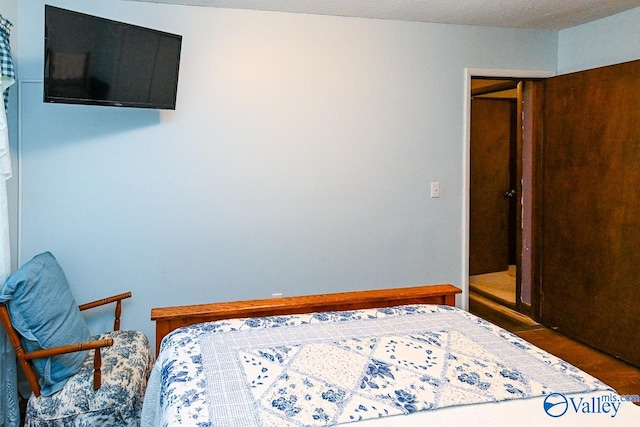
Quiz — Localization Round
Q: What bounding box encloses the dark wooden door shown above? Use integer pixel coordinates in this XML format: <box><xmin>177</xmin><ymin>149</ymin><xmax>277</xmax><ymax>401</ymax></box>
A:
<box><xmin>469</xmin><ymin>98</ymin><xmax>513</xmax><ymax>275</ymax></box>
<box><xmin>541</xmin><ymin>60</ymin><xmax>640</xmax><ymax>366</ymax></box>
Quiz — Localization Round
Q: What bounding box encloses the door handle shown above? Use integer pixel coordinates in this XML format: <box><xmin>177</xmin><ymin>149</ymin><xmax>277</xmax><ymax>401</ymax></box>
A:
<box><xmin>503</xmin><ymin>190</ymin><xmax>516</xmax><ymax>198</ymax></box>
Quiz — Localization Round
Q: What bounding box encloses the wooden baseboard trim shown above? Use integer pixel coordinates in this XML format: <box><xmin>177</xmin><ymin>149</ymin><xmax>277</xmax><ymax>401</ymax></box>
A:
<box><xmin>470</xmin><ymin>293</ymin><xmax>540</xmax><ymax>327</ymax></box>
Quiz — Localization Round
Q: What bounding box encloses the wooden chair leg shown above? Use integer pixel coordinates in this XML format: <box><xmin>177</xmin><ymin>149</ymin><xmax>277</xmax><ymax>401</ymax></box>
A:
<box><xmin>0</xmin><ymin>305</ymin><xmax>42</xmax><ymax>396</ymax></box>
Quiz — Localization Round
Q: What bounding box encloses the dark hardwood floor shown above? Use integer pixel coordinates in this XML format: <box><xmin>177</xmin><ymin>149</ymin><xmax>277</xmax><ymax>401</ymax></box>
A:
<box><xmin>470</xmin><ymin>293</ymin><xmax>640</xmax><ymax>405</ymax></box>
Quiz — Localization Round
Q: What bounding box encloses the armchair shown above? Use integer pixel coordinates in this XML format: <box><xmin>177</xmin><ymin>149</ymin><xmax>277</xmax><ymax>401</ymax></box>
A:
<box><xmin>0</xmin><ymin>252</ymin><xmax>153</xmax><ymax>426</ymax></box>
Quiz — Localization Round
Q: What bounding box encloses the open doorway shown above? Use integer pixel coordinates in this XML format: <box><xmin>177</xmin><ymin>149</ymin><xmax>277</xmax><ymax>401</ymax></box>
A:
<box><xmin>469</xmin><ymin>79</ymin><xmax>519</xmax><ymax>309</ymax></box>
<box><xmin>464</xmin><ymin>69</ymin><xmax>552</xmax><ymax>321</ymax></box>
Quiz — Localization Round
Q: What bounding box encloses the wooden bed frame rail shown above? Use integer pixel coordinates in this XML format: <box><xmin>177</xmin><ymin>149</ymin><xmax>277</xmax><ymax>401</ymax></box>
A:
<box><xmin>151</xmin><ymin>284</ymin><xmax>461</xmax><ymax>354</ymax></box>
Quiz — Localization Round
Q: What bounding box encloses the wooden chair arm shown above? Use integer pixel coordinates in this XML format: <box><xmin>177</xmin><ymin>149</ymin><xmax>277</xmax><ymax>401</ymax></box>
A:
<box><xmin>78</xmin><ymin>292</ymin><xmax>132</xmax><ymax>331</ymax></box>
<box><xmin>2</xmin><ymin>296</ymin><xmax>124</xmax><ymax>397</ymax></box>
<box><xmin>23</xmin><ymin>338</ymin><xmax>113</xmax><ymax>360</ymax></box>
<box><xmin>78</xmin><ymin>292</ymin><xmax>131</xmax><ymax>311</ymax></box>
<box><xmin>23</xmin><ymin>338</ymin><xmax>114</xmax><ymax>395</ymax></box>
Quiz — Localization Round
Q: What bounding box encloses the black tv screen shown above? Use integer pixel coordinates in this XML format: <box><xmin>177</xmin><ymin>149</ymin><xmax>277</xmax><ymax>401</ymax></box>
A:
<box><xmin>44</xmin><ymin>5</ymin><xmax>182</xmax><ymax>110</ymax></box>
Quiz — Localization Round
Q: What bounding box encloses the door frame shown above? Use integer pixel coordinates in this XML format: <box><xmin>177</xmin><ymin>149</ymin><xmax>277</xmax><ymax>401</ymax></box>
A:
<box><xmin>462</xmin><ymin>68</ymin><xmax>554</xmax><ymax>313</ymax></box>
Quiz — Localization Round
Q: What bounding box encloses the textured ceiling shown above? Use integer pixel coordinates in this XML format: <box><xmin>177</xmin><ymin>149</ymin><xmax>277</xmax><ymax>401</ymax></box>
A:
<box><xmin>128</xmin><ymin>0</ymin><xmax>640</xmax><ymax>30</ymax></box>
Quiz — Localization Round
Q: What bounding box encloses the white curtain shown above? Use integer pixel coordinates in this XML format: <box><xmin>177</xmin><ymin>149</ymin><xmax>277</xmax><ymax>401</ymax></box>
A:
<box><xmin>0</xmin><ymin>13</ymin><xmax>18</xmax><ymax>427</ymax></box>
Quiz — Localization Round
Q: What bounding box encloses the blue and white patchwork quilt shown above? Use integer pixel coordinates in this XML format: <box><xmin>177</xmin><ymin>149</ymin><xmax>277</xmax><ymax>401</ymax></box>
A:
<box><xmin>142</xmin><ymin>305</ymin><xmax>609</xmax><ymax>426</ymax></box>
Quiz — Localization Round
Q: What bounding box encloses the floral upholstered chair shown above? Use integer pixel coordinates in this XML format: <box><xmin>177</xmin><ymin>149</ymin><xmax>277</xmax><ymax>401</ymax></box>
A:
<box><xmin>0</xmin><ymin>252</ymin><xmax>153</xmax><ymax>426</ymax></box>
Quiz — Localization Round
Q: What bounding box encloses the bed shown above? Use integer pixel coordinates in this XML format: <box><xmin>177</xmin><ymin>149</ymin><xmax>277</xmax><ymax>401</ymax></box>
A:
<box><xmin>142</xmin><ymin>284</ymin><xmax>639</xmax><ymax>426</ymax></box>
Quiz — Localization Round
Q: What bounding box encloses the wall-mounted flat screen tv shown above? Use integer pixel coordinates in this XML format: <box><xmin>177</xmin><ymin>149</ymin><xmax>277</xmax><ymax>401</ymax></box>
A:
<box><xmin>44</xmin><ymin>5</ymin><xmax>182</xmax><ymax>110</ymax></box>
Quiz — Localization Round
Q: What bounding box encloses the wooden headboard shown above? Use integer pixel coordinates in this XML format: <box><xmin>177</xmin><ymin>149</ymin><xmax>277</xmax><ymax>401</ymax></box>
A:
<box><xmin>151</xmin><ymin>284</ymin><xmax>461</xmax><ymax>354</ymax></box>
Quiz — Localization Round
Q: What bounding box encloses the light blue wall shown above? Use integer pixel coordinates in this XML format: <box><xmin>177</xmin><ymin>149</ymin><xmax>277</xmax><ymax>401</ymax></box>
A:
<box><xmin>558</xmin><ymin>6</ymin><xmax>640</xmax><ymax>74</ymax></box>
<box><xmin>14</xmin><ymin>0</ymin><xmax>557</xmax><ymax>346</ymax></box>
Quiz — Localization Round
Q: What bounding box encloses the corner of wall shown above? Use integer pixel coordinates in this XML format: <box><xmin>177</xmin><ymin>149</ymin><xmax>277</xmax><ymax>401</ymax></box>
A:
<box><xmin>557</xmin><ymin>6</ymin><xmax>640</xmax><ymax>75</ymax></box>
